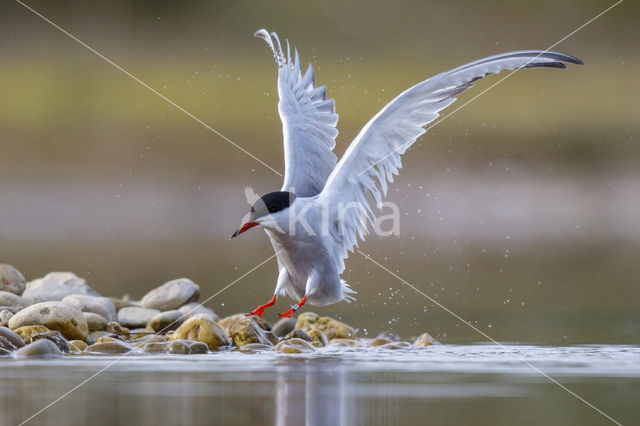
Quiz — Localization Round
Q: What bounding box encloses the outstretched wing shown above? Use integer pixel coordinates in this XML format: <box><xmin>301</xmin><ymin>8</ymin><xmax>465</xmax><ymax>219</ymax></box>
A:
<box><xmin>255</xmin><ymin>29</ymin><xmax>339</xmax><ymax>197</ymax></box>
<box><xmin>319</xmin><ymin>50</ymin><xmax>583</xmax><ymax>272</ymax></box>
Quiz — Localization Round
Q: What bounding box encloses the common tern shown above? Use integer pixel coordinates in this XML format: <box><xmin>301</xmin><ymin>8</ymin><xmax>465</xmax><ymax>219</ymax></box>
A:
<box><xmin>231</xmin><ymin>29</ymin><xmax>582</xmax><ymax>318</ymax></box>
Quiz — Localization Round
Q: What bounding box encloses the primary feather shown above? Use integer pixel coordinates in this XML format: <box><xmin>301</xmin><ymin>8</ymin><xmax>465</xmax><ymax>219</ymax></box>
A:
<box><xmin>255</xmin><ymin>29</ymin><xmax>339</xmax><ymax>197</ymax></box>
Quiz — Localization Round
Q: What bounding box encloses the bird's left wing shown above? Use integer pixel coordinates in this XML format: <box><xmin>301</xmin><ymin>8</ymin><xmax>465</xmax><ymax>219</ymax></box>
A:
<box><xmin>255</xmin><ymin>29</ymin><xmax>339</xmax><ymax>197</ymax></box>
<box><xmin>318</xmin><ymin>50</ymin><xmax>583</xmax><ymax>272</ymax></box>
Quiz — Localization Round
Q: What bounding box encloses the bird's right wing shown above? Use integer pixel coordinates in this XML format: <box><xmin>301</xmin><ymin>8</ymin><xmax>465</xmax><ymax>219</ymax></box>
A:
<box><xmin>319</xmin><ymin>50</ymin><xmax>583</xmax><ymax>272</ymax></box>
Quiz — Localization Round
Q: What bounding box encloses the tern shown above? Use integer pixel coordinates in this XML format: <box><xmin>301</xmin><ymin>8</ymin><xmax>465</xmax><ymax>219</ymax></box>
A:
<box><xmin>231</xmin><ymin>29</ymin><xmax>582</xmax><ymax>318</ymax></box>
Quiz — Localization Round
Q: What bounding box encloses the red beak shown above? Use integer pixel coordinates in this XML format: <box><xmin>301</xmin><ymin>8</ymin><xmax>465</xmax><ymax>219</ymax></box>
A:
<box><xmin>230</xmin><ymin>221</ymin><xmax>259</xmax><ymax>239</ymax></box>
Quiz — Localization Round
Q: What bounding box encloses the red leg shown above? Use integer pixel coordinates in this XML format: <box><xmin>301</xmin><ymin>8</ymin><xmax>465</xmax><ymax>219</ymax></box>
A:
<box><xmin>247</xmin><ymin>294</ymin><xmax>277</xmax><ymax>318</ymax></box>
<box><xmin>278</xmin><ymin>295</ymin><xmax>307</xmax><ymax>318</ymax></box>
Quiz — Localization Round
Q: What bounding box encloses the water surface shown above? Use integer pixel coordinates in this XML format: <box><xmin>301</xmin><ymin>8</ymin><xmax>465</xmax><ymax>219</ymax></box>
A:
<box><xmin>1</xmin><ymin>344</ymin><xmax>638</xmax><ymax>425</ymax></box>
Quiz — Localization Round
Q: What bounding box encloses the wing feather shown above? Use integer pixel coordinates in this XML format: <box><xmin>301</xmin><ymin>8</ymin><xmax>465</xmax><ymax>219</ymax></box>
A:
<box><xmin>319</xmin><ymin>50</ymin><xmax>583</xmax><ymax>272</ymax></box>
<box><xmin>255</xmin><ymin>29</ymin><xmax>339</xmax><ymax>197</ymax></box>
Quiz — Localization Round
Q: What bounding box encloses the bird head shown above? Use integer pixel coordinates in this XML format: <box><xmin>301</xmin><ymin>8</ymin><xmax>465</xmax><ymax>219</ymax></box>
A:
<box><xmin>230</xmin><ymin>191</ymin><xmax>296</xmax><ymax>239</ymax></box>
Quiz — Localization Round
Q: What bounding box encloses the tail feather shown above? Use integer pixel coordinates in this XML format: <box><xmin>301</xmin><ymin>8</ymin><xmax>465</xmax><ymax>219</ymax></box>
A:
<box><xmin>341</xmin><ymin>280</ymin><xmax>357</xmax><ymax>303</ymax></box>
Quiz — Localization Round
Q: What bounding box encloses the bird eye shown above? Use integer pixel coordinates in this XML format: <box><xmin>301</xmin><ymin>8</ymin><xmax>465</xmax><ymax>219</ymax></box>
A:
<box><xmin>250</xmin><ymin>206</ymin><xmax>255</xmax><ymax>213</ymax></box>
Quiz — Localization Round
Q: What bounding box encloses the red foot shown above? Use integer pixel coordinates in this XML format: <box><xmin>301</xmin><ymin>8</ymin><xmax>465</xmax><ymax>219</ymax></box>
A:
<box><xmin>278</xmin><ymin>295</ymin><xmax>307</xmax><ymax>318</ymax></box>
<box><xmin>278</xmin><ymin>308</ymin><xmax>297</xmax><ymax>318</ymax></box>
<box><xmin>247</xmin><ymin>295</ymin><xmax>276</xmax><ymax>318</ymax></box>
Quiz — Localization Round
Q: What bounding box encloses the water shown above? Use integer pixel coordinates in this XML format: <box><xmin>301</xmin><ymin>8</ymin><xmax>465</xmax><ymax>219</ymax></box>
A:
<box><xmin>1</xmin><ymin>344</ymin><xmax>639</xmax><ymax>425</ymax></box>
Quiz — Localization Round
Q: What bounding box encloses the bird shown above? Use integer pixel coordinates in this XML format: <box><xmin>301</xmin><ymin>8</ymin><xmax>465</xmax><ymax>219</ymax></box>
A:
<box><xmin>231</xmin><ymin>28</ymin><xmax>583</xmax><ymax>318</ymax></box>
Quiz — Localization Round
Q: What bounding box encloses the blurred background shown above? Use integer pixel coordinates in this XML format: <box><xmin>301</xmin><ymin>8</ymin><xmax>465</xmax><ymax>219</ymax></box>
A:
<box><xmin>0</xmin><ymin>0</ymin><xmax>638</xmax><ymax>344</ymax></box>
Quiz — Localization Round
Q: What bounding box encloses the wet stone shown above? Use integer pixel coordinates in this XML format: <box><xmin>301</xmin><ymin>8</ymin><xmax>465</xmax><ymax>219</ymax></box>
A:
<box><xmin>117</xmin><ymin>307</ymin><xmax>160</xmax><ymax>329</ymax></box>
<box><xmin>188</xmin><ymin>341</ymin><xmax>209</xmax><ymax>354</ymax></box>
<box><xmin>274</xmin><ymin>338</ymin><xmax>316</xmax><ymax>354</ymax></box>
<box><xmin>0</xmin><ymin>264</ymin><xmax>26</xmax><ymax>295</ymax></box>
<box><xmin>147</xmin><ymin>310</ymin><xmax>184</xmax><ymax>333</ymax></box>
<box><xmin>369</xmin><ymin>337</ymin><xmax>393</xmax><ymax>346</ymax></box>
<box><xmin>140</xmin><ymin>278</ymin><xmax>200</xmax><ymax>311</ymax></box>
<box><xmin>8</xmin><ymin>301</ymin><xmax>88</xmax><ymax>340</ymax></box>
<box><xmin>62</xmin><ymin>295</ymin><xmax>116</xmax><ymax>322</ymax></box>
<box><xmin>86</xmin><ymin>340</ymin><xmax>134</xmax><ymax>354</ymax></box>
<box><xmin>143</xmin><ymin>341</ymin><xmax>169</xmax><ymax>353</ymax></box>
<box><xmin>69</xmin><ymin>340</ymin><xmax>88</xmax><ymax>352</ymax></box>
<box><xmin>0</xmin><ymin>326</ymin><xmax>25</xmax><ymax>349</ymax></box>
<box><xmin>31</xmin><ymin>330</ymin><xmax>70</xmax><ymax>353</ymax></box>
<box><xmin>376</xmin><ymin>331</ymin><xmax>400</xmax><ymax>342</ymax></box>
<box><xmin>283</xmin><ymin>328</ymin><xmax>312</xmax><ymax>342</ymax></box>
<box><xmin>13</xmin><ymin>339</ymin><xmax>63</xmax><ymax>359</ymax></box>
<box><xmin>22</xmin><ymin>272</ymin><xmax>99</xmax><ymax>303</ymax></box>
<box><xmin>229</xmin><ymin>316</ymin><xmax>277</xmax><ymax>347</ymax></box>
<box><xmin>382</xmin><ymin>341</ymin><xmax>413</xmax><ymax>350</ymax></box>
<box><xmin>329</xmin><ymin>338</ymin><xmax>362</xmax><ymax>347</ymax></box>
<box><xmin>86</xmin><ymin>331</ymin><xmax>123</xmax><ymax>346</ymax></box>
<box><xmin>295</xmin><ymin>312</ymin><xmax>356</xmax><ymax>340</ymax></box>
<box><xmin>307</xmin><ymin>329</ymin><xmax>329</xmax><ymax>348</ymax></box>
<box><xmin>413</xmin><ymin>333</ymin><xmax>439</xmax><ymax>347</ymax></box>
<box><xmin>13</xmin><ymin>325</ymin><xmax>50</xmax><ymax>342</ymax></box>
<box><xmin>237</xmin><ymin>343</ymin><xmax>273</xmax><ymax>353</ymax></box>
<box><xmin>271</xmin><ymin>317</ymin><xmax>297</xmax><ymax>337</ymax></box>
<box><xmin>218</xmin><ymin>314</ymin><xmax>270</xmax><ymax>336</ymax></box>
<box><xmin>171</xmin><ymin>314</ymin><xmax>230</xmax><ymax>349</ymax></box>
<box><xmin>83</xmin><ymin>312</ymin><xmax>108</xmax><ymax>332</ymax></box>
<box><xmin>168</xmin><ymin>340</ymin><xmax>191</xmax><ymax>354</ymax></box>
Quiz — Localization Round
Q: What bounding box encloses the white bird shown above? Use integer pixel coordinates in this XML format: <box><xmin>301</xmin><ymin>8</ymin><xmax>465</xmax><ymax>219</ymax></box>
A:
<box><xmin>231</xmin><ymin>29</ymin><xmax>582</xmax><ymax>318</ymax></box>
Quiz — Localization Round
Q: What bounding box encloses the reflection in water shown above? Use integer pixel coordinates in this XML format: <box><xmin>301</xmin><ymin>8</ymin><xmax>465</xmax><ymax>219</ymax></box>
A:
<box><xmin>276</xmin><ymin>361</ymin><xmax>346</xmax><ymax>426</ymax></box>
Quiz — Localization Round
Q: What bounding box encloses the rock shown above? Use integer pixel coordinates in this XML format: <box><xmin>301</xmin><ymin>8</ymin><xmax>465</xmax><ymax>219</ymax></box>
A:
<box><xmin>382</xmin><ymin>341</ymin><xmax>412</xmax><ymax>350</ymax></box>
<box><xmin>0</xmin><ymin>310</ymin><xmax>13</xmax><ymax>327</ymax></box>
<box><xmin>274</xmin><ymin>338</ymin><xmax>316</xmax><ymax>354</ymax></box>
<box><xmin>295</xmin><ymin>312</ymin><xmax>356</xmax><ymax>340</ymax></box>
<box><xmin>31</xmin><ymin>330</ymin><xmax>70</xmax><ymax>353</ymax></box>
<box><xmin>62</xmin><ymin>295</ymin><xmax>116</xmax><ymax>322</ymax></box>
<box><xmin>168</xmin><ymin>340</ymin><xmax>190</xmax><ymax>354</ymax></box>
<box><xmin>147</xmin><ymin>310</ymin><xmax>184</xmax><ymax>333</ymax></box>
<box><xmin>69</xmin><ymin>340</ymin><xmax>87</xmax><ymax>352</ymax></box>
<box><xmin>105</xmin><ymin>321</ymin><xmax>127</xmax><ymax>336</ymax></box>
<box><xmin>283</xmin><ymin>328</ymin><xmax>312</xmax><ymax>342</ymax></box>
<box><xmin>376</xmin><ymin>331</ymin><xmax>400</xmax><ymax>342</ymax></box>
<box><xmin>143</xmin><ymin>342</ymin><xmax>169</xmax><ymax>353</ymax></box>
<box><xmin>0</xmin><ymin>326</ymin><xmax>25</xmax><ymax>349</ymax></box>
<box><xmin>13</xmin><ymin>339</ymin><xmax>63</xmax><ymax>358</ymax></box>
<box><xmin>8</xmin><ymin>302</ymin><xmax>88</xmax><ymax>340</ymax></box>
<box><xmin>117</xmin><ymin>306</ymin><xmax>160</xmax><ymax>329</ymax></box>
<box><xmin>218</xmin><ymin>314</ymin><xmax>270</xmax><ymax>336</ymax></box>
<box><xmin>413</xmin><ymin>333</ymin><xmax>439</xmax><ymax>347</ymax></box>
<box><xmin>369</xmin><ymin>338</ymin><xmax>393</xmax><ymax>346</ymax></box>
<box><xmin>140</xmin><ymin>278</ymin><xmax>199</xmax><ymax>311</ymax></box>
<box><xmin>271</xmin><ymin>317</ymin><xmax>297</xmax><ymax>337</ymax></box>
<box><xmin>178</xmin><ymin>303</ymin><xmax>219</xmax><ymax>321</ymax></box>
<box><xmin>306</xmin><ymin>329</ymin><xmax>329</xmax><ymax>348</ymax></box>
<box><xmin>171</xmin><ymin>314</ymin><xmax>230</xmax><ymax>349</ymax></box>
<box><xmin>86</xmin><ymin>331</ymin><xmax>123</xmax><ymax>345</ymax></box>
<box><xmin>0</xmin><ymin>291</ymin><xmax>31</xmax><ymax>312</ymax></box>
<box><xmin>237</xmin><ymin>343</ymin><xmax>273</xmax><ymax>353</ymax></box>
<box><xmin>229</xmin><ymin>316</ymin><xmax>278</xmax><ymax>347</ymax></box>
<box><xmin>22</xmin><ymin>272</ymin><xmax>99</xmax><ymax>303</ymax></box>
<box><xmin>329</xmin><ymin>338</ymin><xmax>362</xmax><ymax>347</ymax></box>
<box><xmin>13</xmin><ymin>325</ymin><xmax>50</xmax><ymax>342</ymax></box>
<box><xmin>0</xmin><ymin>264</ymin><xmax>26</xmax><ymax>295</ymax></box>
<box><xmin>83</xmin><ymin>312</ymin><xmax>107</xmax><ymax>332</ymax></box>
<box><xmin>108</xmin><ymin>296</ymin><xmax>136</xmax><ymax>311</ymax></box>
<box><xmin>0</xmin><ymin>346</ymin><xmax>11</xmax><ymax>355</ymax></box>
<box><xmin>86</xmin><ymin>340</ymin><xmax>134</xmax><ymax>354</ymax></box>
<box><xmin>130</xmin><ymin>334</ymin><xmax>165</xmax><ymax>346</ymax></box>
<box><xmin>188</xmin><ymin>341</ymin><xmax>209</xmax><ymax>354</ymax></box>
